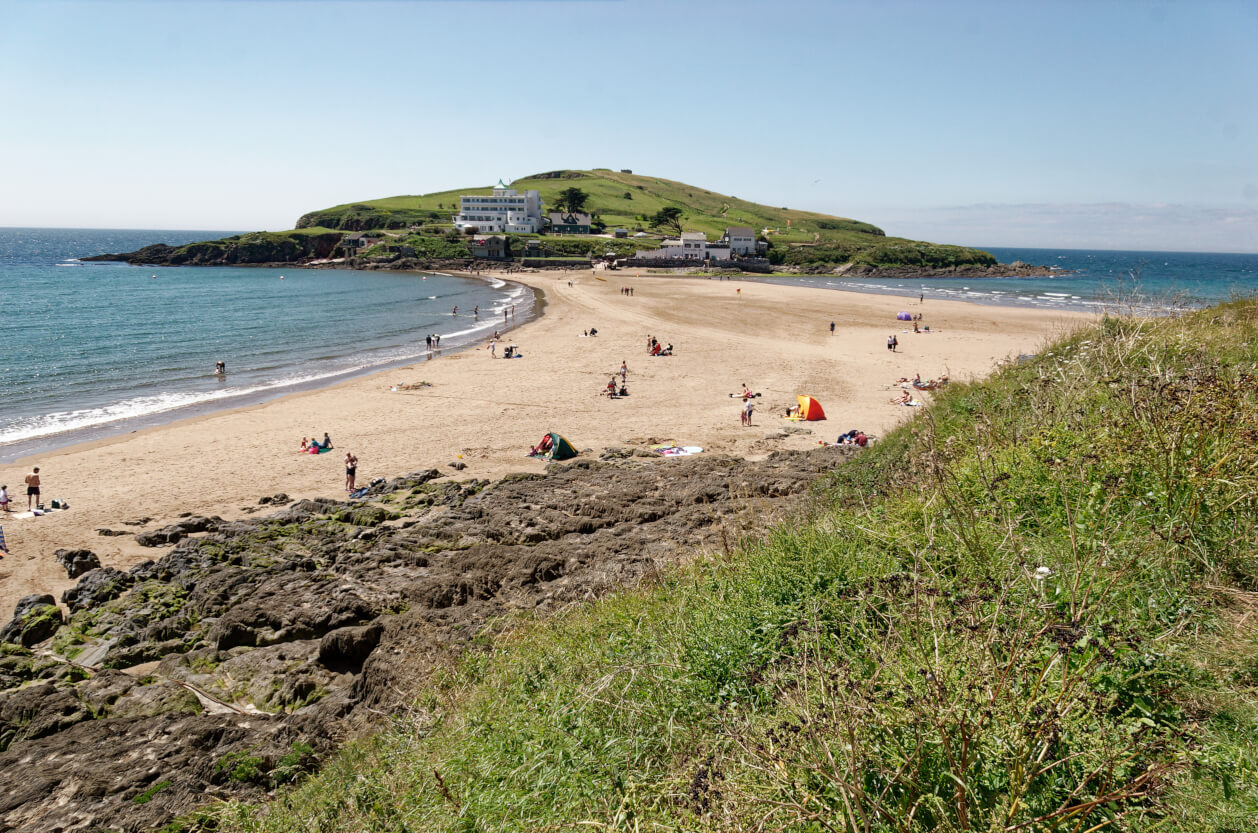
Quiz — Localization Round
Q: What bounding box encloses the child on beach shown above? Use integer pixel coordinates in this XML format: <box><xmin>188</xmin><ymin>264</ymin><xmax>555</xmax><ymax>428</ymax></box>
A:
<box><xmin>0</xmin><ymin>485</ymin><xmax>9</xmax><ymax>512</ymax></box>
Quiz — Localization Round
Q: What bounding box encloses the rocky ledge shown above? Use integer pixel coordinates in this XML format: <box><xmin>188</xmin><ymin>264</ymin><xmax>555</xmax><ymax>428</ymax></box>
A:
<box><xmin>0</xmin><ymin>444</ymin><xmax>858</xmax><ymax>832</ymax></box>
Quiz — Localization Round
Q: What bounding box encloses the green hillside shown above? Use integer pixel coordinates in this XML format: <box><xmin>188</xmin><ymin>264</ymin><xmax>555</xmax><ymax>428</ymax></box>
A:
<box><xmin>297</xmin><ymin>169</ymin><xmax>996</xmax><ymax>269</ymax></box>
<box><xmin>200</xmin><ymin>303</ymin><xmax>1258</xmax><ymax>832</ymax></box>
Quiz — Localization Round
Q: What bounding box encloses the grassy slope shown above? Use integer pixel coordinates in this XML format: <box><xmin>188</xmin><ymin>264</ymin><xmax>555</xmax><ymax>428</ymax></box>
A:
<box><xmin>297</xmin><ymin>169</ymin><xmax>995</xmax><ymax>268</ymax></box>
<box><xmin>191</xmin><ymin>301</ymin><xmax>1258</xmax><ymax>832</ymax></box>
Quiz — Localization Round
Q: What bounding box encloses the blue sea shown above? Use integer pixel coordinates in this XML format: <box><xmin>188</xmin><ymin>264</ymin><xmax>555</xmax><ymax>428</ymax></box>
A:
<box><xmin>0</xmin><ymin>228</ymin><xmax>532</xmax><ymax>462</ymax></box>
<box><xmin>761</xmin><ymin>247</ymin><xmax>1258</xmax><ymax>314</ymax></box>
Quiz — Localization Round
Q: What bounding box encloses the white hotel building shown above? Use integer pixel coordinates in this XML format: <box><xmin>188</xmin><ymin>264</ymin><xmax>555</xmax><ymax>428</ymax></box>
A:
<box><xmin>452</xmin><ymin>180</ymin><xmax>544</xmax><ymax>234</ymax></box>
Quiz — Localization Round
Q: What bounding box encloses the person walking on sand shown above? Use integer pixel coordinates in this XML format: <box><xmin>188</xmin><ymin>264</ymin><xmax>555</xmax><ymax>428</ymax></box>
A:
<box><xmin>887</xmin><ymin>335</ymin><xmax>897</xmax><ymax>352</ymax></box>
<box><xmin>830</xmin><ymin>321</ymin><xmax>835</xmax><ymax>335</ymax></box>
<box><xmin>620</xmin><ymin>361</ymin><xmax>628</xmax><ymax>382</ymax></box>
<box><xmin>24</xmin><ymin>467</ymin><xmax>40</xmax><ymax>510</ymax></box>
<box><xmin>0</xmin><ymin>485</ymin><xmax>10</xmax><ymax>512</ymax></box>
<box><xmin>743</xmin><ymin>398</ymin><xmax>754</xmax><ymax>426</ymax></box>
<box><xmin>488</xmin><ymin>339</ymin><xmax>497</xmax><ymax>358</ymax></box>
<box><xmin>345</xmin><ymin>451</ymin><xmax>358</xmax><ymax>492</ymax></box>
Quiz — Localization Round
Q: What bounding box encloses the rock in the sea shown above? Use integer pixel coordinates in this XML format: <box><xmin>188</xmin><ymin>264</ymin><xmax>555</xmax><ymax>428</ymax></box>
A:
<box><xmin>54</xmin><ymin>548</ymin><xmax>101</xmax><ymax>579</ymax></box>
<box><xmin>1</xmin><ymin>594</ymin><xmax>64</xmax><ymax>646</ymax></box>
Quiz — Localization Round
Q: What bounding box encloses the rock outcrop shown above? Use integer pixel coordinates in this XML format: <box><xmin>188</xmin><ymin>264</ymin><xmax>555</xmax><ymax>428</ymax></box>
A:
<box><xmin>0</xmin><ymin>446</ymin><xmax>859</xmax><ymax>831</ymax></box>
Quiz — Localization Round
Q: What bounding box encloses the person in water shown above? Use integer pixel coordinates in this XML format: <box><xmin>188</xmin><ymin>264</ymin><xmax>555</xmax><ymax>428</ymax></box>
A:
<box><xmin>215</xmin><ymin>361</ymin><xmax>226</xmax><ymax>375</ymax></box>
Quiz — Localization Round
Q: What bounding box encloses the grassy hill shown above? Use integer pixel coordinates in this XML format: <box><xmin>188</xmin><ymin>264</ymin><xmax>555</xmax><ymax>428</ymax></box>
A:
<box><xmin>297</xmin><ymin>169</ymin><xmax>996</xmax><ymax>269</ymax></box>
<box><xmin>194</xmin><ymin>303</ymin><xmax>1258</xmax><ymax>831</ymax></box>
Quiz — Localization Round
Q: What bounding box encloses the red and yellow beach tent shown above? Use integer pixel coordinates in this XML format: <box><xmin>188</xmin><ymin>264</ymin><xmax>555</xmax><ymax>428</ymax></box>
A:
<box><xmin>796</xmin><ymin>395</ymin><xmax>826</xmax><ymax>421</ymax></box>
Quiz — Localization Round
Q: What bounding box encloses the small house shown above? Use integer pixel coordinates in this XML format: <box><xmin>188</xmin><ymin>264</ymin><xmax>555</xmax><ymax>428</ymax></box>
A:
<box><xmin>612</xmin><ymin>228</ymin><xmax>629</xmax><ymax>238</ymax></box>
<box><xmin>546</xmin><ymin>212</ymin><xmax>592</xmax><ymax>235</ymax></box>
<box><xmin>719</xmin><ymin>226</ymin><xmax>757</xmax><ymax>255</ymax></box>
<box><xmin>340</xmin><ymin>233</ymin><xmax>382</xmax><ymax>256</ymax></box>
<box><xmin>470</xmin><ymin>235</ymin><xmax>509</xmax><ymax>260</ymax></box>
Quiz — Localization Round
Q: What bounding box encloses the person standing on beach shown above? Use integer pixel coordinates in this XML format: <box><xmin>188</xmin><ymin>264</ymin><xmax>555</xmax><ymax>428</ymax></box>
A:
<box><xmin>830</xmin><ymin>321</ymin><xmax>835</xmax><ymax>335</ymax></box>
<box><xmin>345</xmin><ymin>452</ymin><xmax>358</xmax><ymax>492</ymax></box>
<box><xmin>0</xmin><ymin>485</ymin><xmax>10</xmax><ymax>512</ymax></box>
<box><xmin>488</xmin><ymin>339</ymin><xmax>497</xmax><ymax>358</ymax></box>
<box><xmin>887</xmin><ymin>335</ymin><xmax>896</xmax><ymax>352</ymax></box>
<box><xmin>743</xmin><ymin>398</ymin><xmax>754</xmax><ymax>426</ymax></box>
<box><xmin>24</xmin><ymin>468</ymin><xmax>40</xmax><ymax>510</ymax></box>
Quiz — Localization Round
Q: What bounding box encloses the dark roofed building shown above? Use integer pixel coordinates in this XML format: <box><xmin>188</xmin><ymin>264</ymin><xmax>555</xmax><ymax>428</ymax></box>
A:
<box><xmin>546</xmin><ymin>212</ymin><xmax>592</xmax><ymax>234</ymax></box>
<box><xmin>470</xmin><ymin>235</ymin><xmax>509</xmax><ymax>260</ymax></box>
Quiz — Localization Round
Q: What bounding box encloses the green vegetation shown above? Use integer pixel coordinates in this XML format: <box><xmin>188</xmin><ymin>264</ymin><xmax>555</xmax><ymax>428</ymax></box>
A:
<box><xmin>196</xmin><ymin>302</ymin><xmax>1258</xmax><ymax>831</ymax></box>
<box><xmin>133</xmin><ymin>781</ymin><xmax>173</xmax><ymax>805</ymax></box>
<box><xmin>296</xmin><ymin>169</ymin><xmax>995</xmax><ymax>269</ymax></box>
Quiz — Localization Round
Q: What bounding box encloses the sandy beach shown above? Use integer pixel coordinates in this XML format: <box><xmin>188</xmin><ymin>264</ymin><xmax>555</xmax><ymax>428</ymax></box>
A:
<box><xmin>0</xmin><ymin>270</ymin><xmax>1093</xmax><ymax>615</ymax></box>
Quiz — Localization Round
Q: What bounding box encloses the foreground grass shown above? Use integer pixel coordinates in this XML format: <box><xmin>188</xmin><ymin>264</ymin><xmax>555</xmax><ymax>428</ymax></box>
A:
<box><xmin>199</xmin><ymin>302</ymin><xmax>1258</xmax><ymax>832</ymax></box>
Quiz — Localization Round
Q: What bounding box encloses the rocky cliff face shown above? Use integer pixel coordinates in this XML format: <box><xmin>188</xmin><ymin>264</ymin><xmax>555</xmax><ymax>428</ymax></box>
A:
<box><xmin>0</xmin><ymin>445</ymin><xmax>857</xmax><ymax>832</ymax></box>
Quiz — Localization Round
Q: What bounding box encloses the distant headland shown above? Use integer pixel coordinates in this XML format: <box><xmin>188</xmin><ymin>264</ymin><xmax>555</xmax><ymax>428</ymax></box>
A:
<box><xmin>83</xmin><ymin>169</ymin><xmax>1056</xmax><ymax>277</ymax></box>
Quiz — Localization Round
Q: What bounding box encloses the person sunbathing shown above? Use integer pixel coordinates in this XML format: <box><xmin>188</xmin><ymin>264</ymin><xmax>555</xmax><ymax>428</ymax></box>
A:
<box><xmin>891</xmin><ymin>390</ymin><xmax>913</xmax><ymax>404</ymax></box>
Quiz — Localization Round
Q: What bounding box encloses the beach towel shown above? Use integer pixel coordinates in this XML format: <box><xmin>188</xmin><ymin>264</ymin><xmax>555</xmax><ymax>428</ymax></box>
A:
<box><xmin>651</xmin><ymin>445</ymin><xmax>704</xmax><ymax>457</ymax></box>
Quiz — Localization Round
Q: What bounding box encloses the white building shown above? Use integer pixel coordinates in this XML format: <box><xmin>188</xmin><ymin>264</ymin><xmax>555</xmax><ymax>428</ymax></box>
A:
<box><xmin>635</xmin><ymin>230</ymin><xmax>731</xmax><ymax>261</ymax></box>
<box><xmin>453</xmin><ymin>180</ymin><xmax>544</xmax><ymax>233</ymax></box>
<box><xmin>719</xmin><ymin>226</ymin><xmax>757</xmax><ymax>255</ymax></box>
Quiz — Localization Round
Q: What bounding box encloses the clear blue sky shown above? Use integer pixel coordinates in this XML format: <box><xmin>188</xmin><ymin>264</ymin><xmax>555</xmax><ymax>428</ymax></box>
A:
<box><xmin>2</xmin><ymin>0</ymin><xmax>1255</xmax><ymax>252</ymax></box>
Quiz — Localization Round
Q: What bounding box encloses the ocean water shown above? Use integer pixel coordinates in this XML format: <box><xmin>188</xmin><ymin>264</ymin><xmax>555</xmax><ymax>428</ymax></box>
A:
<box><xmin>0</xmin><ymin>228</ymin><xmax>531</xmax><ymax>461</ymax></box>
<box><xmin>761</xmin><ymin>247</ymin><xmax>1258</xmax><ymax>314</ymax></box>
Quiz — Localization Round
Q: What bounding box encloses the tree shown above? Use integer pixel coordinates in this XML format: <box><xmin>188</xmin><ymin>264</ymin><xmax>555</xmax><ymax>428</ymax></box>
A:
<box><xmin>650</xmin><ymin>207</ymin><xmax>683</xmax><ymax>234</ymax></box>
<box><xmin>553</xmin><ymin>187</ymin><xmax>590</xmax><ymax>214</ymax></box>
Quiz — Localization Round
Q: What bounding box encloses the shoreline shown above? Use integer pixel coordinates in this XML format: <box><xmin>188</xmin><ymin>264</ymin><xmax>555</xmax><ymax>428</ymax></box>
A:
<box><xmin>0</xmin><ymin>268</ymin><xmax>1096</xmax><ymax>616</ymax></box>
<box><xmin>0</xmin><ymin>269</ymin><xmax>539</xmax><ymax>464</ymax></box>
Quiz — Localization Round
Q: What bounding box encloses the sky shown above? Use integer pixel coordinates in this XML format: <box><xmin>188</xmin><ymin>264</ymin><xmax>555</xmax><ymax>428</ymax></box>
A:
<box><xmin>1</xmin><ymin>0</ymin><xmax>1255</xmax><ymax>252</ymax></box>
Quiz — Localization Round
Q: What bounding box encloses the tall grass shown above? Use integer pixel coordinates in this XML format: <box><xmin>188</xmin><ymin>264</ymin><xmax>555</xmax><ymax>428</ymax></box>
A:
<box><xmin>195</xmin><ymin>302</ymin><xmax>1258</xmax><ymax>833</ymax></box>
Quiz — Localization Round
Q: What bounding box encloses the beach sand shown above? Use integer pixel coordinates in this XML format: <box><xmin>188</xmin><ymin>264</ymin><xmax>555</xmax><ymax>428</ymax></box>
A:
<box><xmin>0</xmin><ymin>270</ymin><xmax>1093</xmax><ymax>616</ymax></box>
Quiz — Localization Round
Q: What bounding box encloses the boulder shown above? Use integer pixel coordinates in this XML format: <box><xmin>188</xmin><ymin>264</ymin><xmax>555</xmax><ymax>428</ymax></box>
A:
<box><xmin>54</xmin><ymin>548</ymin><xmax>101</xmax><ymax>579</ymax></box>
<box><xmin>318</xmin><ymin>622</ymin><xmax>384</xmax><ymax>673</ymax></box>
<box><xmin>135</xmin><ymin>516</ymin><xmax>221</xmax><ymax>547</ymax></box>
<box><xmin>1</xmin><ymin>595</ymin><xmax>64</xmax><ymax>647</ymax></box>
<box><xmin>62</xmin><ymin>567</ymin><xmax>137</xmax><ymax>613</ymax></box>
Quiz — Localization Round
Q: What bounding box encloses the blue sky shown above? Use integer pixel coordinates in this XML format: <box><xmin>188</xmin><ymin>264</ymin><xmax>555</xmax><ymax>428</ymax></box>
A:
<box><xmin>2</xmin><ymin>0</ymin><xmax>1255</xmax><ymax>251</ymax></box>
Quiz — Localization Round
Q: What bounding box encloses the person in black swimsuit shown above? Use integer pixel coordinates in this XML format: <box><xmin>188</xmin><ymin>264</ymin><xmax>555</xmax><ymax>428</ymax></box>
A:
<box><xmin>345</xmin><ymin>452</ymin><xmax>358</xmax><ymax>491</ymax></box>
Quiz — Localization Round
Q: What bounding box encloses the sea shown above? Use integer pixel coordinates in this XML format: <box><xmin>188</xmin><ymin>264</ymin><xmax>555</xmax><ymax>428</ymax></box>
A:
<box><xmin>3</xmin><ymin>229</ymin><xmax>1256</xmax><ymax>463</ymax></box>
<box><xmin>0</xmin><ymin>228</ymin><xmax>532</xmax><ymax>463</ymax></box>
<box><xmin>760</xmin><ymin>247</ymin><xmax>1258</xmax><ymax>314</ymax></box>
